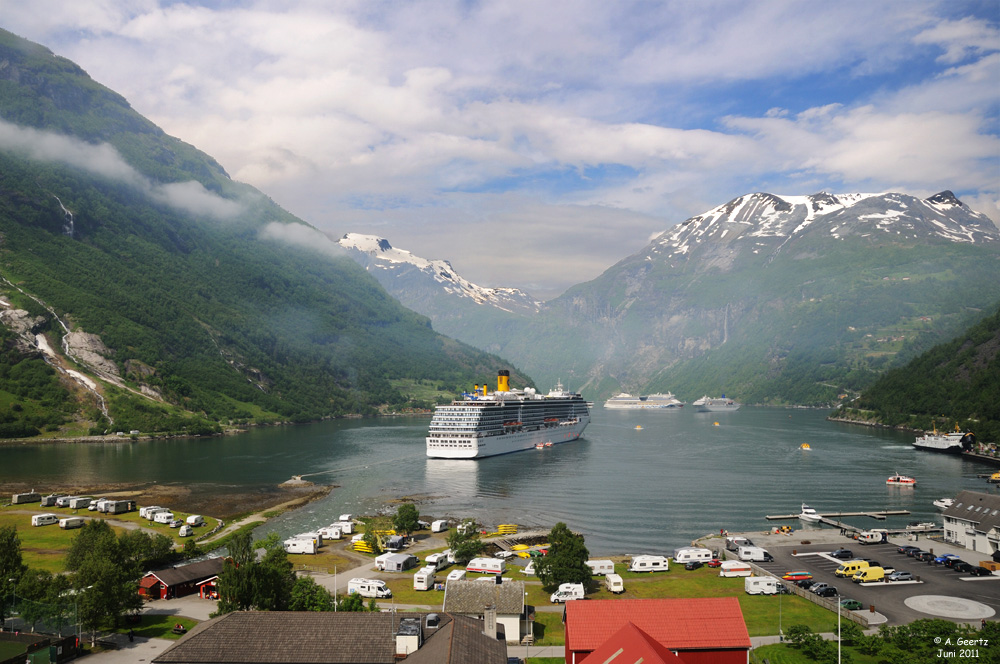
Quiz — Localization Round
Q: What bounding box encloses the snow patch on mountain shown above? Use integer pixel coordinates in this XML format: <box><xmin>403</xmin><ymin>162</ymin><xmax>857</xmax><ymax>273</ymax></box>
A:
<box><xmin>337</xmin><ymin>233</ymin><xmax>541</xmax><ymax>312</ymax></box>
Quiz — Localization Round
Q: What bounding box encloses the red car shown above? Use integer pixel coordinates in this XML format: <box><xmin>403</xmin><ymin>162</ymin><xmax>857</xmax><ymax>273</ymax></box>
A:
<box><xmin>707</xmin><ymin>559</ymin><xmax>723</xmax><ymax>568</ymax></box>
<box><xmin>782</xmin><ymin>570</ymin><xmax>813</xmax><ymax>581</ymax></box>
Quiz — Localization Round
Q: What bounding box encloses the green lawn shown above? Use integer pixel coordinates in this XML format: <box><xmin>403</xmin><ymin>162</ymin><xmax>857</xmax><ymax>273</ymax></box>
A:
<box><xmin>0</xmin><ymin>642</ymin><xmax>26</xmax><ymax>659</ymax></box>
<box><xmin>531</xmin><ymin>611</ymin><xmax>565</xmax><ymax>646</ymax></box>
<box><xmin>115</xmin><ymin>614</ymin><xmax>199</xmax><ymax>641</ymax></box>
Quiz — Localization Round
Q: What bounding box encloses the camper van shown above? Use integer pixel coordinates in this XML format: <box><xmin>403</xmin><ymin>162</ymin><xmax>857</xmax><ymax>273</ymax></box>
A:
<box><xmin>466</xmin><ymin>557</ymin><xmax>506</xmax><ymax>575</ymax></box>
<box><xmin>107</xmin><ymin>500</ymin><xmax>135</xmax><ymax>515</ymax></box>
<box><xmin>718</xmin><ymin>561</ymin><xmax>753</xmax><ymax>577</ymax></box>
<box><xmin>55</xmin><ymin>496</ymin><xmax>77</xmax><ymax>508</ymax></box>
<box><xmin>317</xmin><ymin>525</ymin><xmax>341</xmax><ymax>540</ymax></box>
<box><xmin>628</xmin><ymin>555</ymin><xmax>669</xmax><ymax>573</ymax></box>
<box><xmin>738</xmin><ymin>546</ymin><xmax>773</xmax><ymax>562</ymax></box>
<box><xmin>153</xmin><ymin>511</ymin><xmax>175</xmax><ymax>525</ymax></box>
<box><xmin>550</xmin><ymin>583</ymin><xmax>585</xmax><ymax>603</ymax></box>
<box><xmin>413</xmin><ymin>566</ymin><xmax>436</xmax><ymax>591</ymax></box>
<box><xmin>605</xmin><ymin>573</ymin><xmax>625</xmax><ymax>594</ymax></box>
<box><xmin>284</xmin><ymin>538</ymin><xmax>318</xmax><ymax>554</ymax></box>
<box><xmin>835</xmin><ymin>560</ymin><xmax>869</xmax><ymax>578</ymax></box>
<box><xmin>59</xmin><ymin>517</ymin><xmax>84</xmax><ymax>530</ymax></box>
<box><xmin>332</xmin><ymin>520</ymin><xmax>354</xmax><ymax>535</ymax></box>
<box><xmin>745</xmin><ymin>577</ymin><xmax>779</xmax><ymax>595</ymax></box>
<box><xmin>858</xmin><ymin>530</ymin><xmax>888</xmax><ymax>545</ymax></box>
<box><xmin>446</xmin><ymin>569</ymin><xmax>466</xmax><ymax>582</ymax></box>
<box><xmin>431</xmin><ymin>520</ymin><xmax>449</xmax><ymax>533</ymax></box>
<box><xmin>140</xmin><ymin>506</ymin><xmax>165</xmax><ymax>519</ymax></box>
<box><xmin>339</xmin><ymin>514</ymin><xmax>353</xmax><ymax>522</ymax></box>
<box><xmin>178</xmin><ymin>525</ymin><xmax>194</xmax><ymax>537</ymax></box>
<box><xmin>585</xmin><ymin>559</ymin><xmax>615</xmax><ymax>576</ymax></box>
<box><xmin>40</xmin><ymin>495</ymin><xmax>63</xmax><ymax>508</ymax></box>
<box><xmin>186</xmin><ymin>515</ymin><xmax>205</xmax><ymax>527</ymax></box>
<box><xmin>424</xmin><ymin>553</ymin><xmax>450</xmax><ymax>571</ymax></box>
<box><xmin>853</xmin><ymin>566</ymin><xmax>885</xmax><ymax>584</ymax></box>
<box><xmin>31</xmin><ymin>514</ymin><xmax>59</xmax><ymax>527</ymax></box>
<box><xmin>347</xmin><ymin>578</ymin><xmax>391</xmax><ymax>599</ymax></box>
<box><xmin>673</xmin><ymin>547</ymin><xmax>714</xmax><ymax>564</ymax></box>
<box><xmin>726</xmin><ymin>536</ymin><xmax>752</xmax><ymax>551</ymax></box>
<box><xmin>68</xmin><ymin>497</ymin><xmax>92</xmax><ymax>510</ymax></box>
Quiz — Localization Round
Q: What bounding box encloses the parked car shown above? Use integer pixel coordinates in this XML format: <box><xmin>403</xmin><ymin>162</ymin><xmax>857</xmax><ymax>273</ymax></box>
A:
<box><xmin>169</xmin><ymin>519</ymin><xmax>184</xmax><ymax>528</ymax></box>
<box><xmin>898</xmin><ymin>545</ymin><xmax>921</xmax><ymax>555</ymax></box>
<box><xmin>684</xmin><ymin>561</ymin><xmax>704</xmax><ymax>571</ymax></box>
<box><xmin>888</xmin><ymin>570</ymin><xmax>913</xmax><ymax>581</ymax></box>
<box><xmin>815</xmin><ymin>586</ymin><xmax>839</xmax><ymax>598</ymax></box>
<box><xmin>969</xmin><ymin>566</ymin><xmax>994</xmax><ymax>577</ymax></box>
<box><xmin>952</xmin><ymin>561</ymin><xmax>974</xmax><ymax>573</ymax></box>
<box><xmin>809</xmin><ymin>583</ymin><xmax>830</xmax><ymax>594</ymax></box>
<box><xmin>943</xmin><ymin>557</ymin><xmax>965</xmax><ymax>568</ymax></box>
<box><xmin>840</xmin><ymin>598</ymin><xmax>864</xmax><ymax>610</ymax></box>
<box><xmin>775</xmin><ymin>583</ymin><xmax>792</xmax><ymax>594</ymax></box>
<box><xmin>933</xmin><ymin>554</ymin><xmax>959</xmax><ymax>565</ymax></box>
<box><xmin>906</xmin><ymin>548</ymin><xmax>926</xmax><ymax>557</ymax></box>
<box><xmin>795</xmin><ymin>579</ymin><xmax>816</xmax><ymax>589</ymax></box>
<box><xmin>916</xmin><ymin>552</ymin><xmax>936</xmax><ymax>562</ymax></box>
<box><xmin>707</xmin><ymin>559</ymin><xmax>723</xmax><ymax>568</ymax></box>
<box><xmin>830</xmin><ymin>549</ymin><xmax>854</xmax><ymax>560</ymax></box>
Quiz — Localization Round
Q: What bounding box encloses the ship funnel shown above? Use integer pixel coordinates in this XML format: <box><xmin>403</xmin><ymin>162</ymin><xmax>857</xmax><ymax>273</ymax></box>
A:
<box><xmin>497</xmin><ymin>370</ymin><xmax>510</xmax><ymax>392</ymax></box>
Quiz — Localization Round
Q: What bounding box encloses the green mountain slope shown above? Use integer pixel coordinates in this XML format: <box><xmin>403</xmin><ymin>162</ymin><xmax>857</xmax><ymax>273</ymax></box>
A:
<box><xmin>0</xmin><ymin>28</ymin><xmax>525</xmax><ymax>437</ymax></box>
<box><xmin>833</xmin><ymin>304</ymin><xmax>1000</xmax><ymax>442</ymax></box>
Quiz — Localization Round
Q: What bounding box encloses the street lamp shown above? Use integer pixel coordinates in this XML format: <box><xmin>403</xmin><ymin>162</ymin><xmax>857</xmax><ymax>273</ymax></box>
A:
<box><xmin>7</xmin><ymin>578</ymin><xmax>15</xmax><ymax>631</ymax></box>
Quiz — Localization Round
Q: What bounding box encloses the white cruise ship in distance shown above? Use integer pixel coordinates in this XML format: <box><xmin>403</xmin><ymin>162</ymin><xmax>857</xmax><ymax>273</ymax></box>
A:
<box><xmin>603</xmin><ymin>392</ymin><xmax>684</xmax><ymax>409</ymax></box>
<box><xmin>426</xmin><ymin>370</ymin><xmax>592</xmax><ymax>459</ymax></box>
<box><xmin>692</xmin><ymin>395</ymin><xmax>741</xmax><ymax>412</ymax></box>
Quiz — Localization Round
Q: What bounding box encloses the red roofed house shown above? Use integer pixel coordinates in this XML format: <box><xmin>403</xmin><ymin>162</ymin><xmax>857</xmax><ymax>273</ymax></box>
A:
<box><xmin>564</xmin><ymin>597</ymin><xmax>751</xmax><ymax>664</ymax></box>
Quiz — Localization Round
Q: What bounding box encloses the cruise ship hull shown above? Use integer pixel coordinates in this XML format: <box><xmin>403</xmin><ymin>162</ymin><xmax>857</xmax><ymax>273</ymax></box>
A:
<box><xmin>426</xmin><ymin>418</ymin><xmax>590</xmax><ymax>459</ymax></box>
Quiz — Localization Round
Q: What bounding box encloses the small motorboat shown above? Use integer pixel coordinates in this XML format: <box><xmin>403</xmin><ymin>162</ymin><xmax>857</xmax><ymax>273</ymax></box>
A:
<box><xmin>933</xmin><ymin>497</ymin><xmax>954</xmax><ymax>510</ymax></box>
<box><xmin>799</xmin><ymin>443</ymin><xmax>811</xmax><ymax>450</ymax></box>
<box><xmin>535</xmin><ymin>443</ymin><xmax>545</xmax><ymax>449</ymax></box>
<box><xmin>988</xmin><ymin>471</ymin><xmax>1000</xmax><ymax>484</ymax></box>
<box><xmin>887</xmin><ymin>472</ymin><xmax>916</xmax><ymax>486</ymax></box>
<box><xmin>634</xmin><ymin>425</ymin><xmax>643</xmax><ymax>430</ymax></box>
<box><xmin>544</xmin><ymin>442</ymin><xmax>553</xmax><ymax>447</ymax></box>
<box><xmin>798</xmin><ymin>504</ymin><xmax>822</xmax><ymax>522</ymax></box>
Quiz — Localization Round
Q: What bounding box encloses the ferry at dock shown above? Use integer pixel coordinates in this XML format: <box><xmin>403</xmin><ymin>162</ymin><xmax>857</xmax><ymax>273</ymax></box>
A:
<box><xmin>426</xmin><ymin>370</ymin><xmax>592</xmax><ymax>459</ymax></box>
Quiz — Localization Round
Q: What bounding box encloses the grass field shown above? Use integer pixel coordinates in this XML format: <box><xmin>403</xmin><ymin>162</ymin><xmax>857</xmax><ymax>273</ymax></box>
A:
<box><xmin>0</xmin><ymin>642</ymin><xmax>26</xmax><ymax>658</ymax></box>
<box><xmin>115</xmin><ymin>614</ymin><xmax>199</xmax><ymax>641</ymax></box>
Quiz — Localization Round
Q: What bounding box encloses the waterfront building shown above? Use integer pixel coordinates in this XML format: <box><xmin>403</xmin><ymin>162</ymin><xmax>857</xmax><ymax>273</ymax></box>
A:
<box><xmin>941</xmin><ymin>490</ymin><xmax>1000</xmax><ymax>557</ymax></box>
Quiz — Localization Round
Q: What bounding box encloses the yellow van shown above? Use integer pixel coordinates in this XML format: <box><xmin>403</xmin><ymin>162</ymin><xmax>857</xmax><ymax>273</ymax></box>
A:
<box><xmin>853</xmin><ymin>566</ymin><xmax>885</xmax><ymax>584</ymax></box>
<box><xmin>835</xmin><ymin>560</ymin><xmax>869</xmax><ymax>578</ymax></box>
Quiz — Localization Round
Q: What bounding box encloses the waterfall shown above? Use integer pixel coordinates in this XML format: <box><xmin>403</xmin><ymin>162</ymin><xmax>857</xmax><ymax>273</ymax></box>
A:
<box><xmin>53</xmin><ymin>195</ymin><xmax>74</xmax><ymax>238</ymax></box>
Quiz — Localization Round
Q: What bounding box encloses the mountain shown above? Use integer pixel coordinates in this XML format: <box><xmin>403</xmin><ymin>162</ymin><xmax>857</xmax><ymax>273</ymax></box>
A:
<box><xmin>0</xmin><ymin>28</ymin><xmax>527</xmax><ymax>437</ymax></box>
<box><xmin>833</xmin><ymin>303</ymin><xmax>1000</xmax><ymax>443</ymax></box>
<box><xmin>349</xmin><ymin>191</ymin><xmax>1000</xmax><ymax>405</ymax></box>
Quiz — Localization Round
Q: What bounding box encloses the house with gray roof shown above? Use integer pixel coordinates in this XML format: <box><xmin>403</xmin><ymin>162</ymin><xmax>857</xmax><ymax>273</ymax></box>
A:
<box><xmin>442</xmin><ymin>578</ymin><xmax>528</xmax><ymax>644</ymax></box>
<box><xmin>941</xmin><ymin>490</ymin><xmax>1000</xmax><ymax>557</ymax></box>
<box><xmin>151</xmin><ymin>611</ymin><xmax>507</xmax><ymax>664</ymax></box>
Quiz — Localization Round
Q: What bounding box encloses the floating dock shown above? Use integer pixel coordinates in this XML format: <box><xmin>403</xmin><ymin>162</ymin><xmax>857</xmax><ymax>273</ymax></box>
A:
<box><xmin>766</xmin><ymin>510</ymin><xmax>911</xmax><ymax>532</ymax></box>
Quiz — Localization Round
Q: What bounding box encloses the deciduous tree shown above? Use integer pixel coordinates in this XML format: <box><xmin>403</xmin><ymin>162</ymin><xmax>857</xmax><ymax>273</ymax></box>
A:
<box><xmin>535</xmin><ymin>522</ymin><xmax>590</xmax><ymax>592</ymax></box>
<box><xmin>393</xmin><ymin>503</ymin><xmax>420</xmax><ymax>537</ymax></box>
<box><xmin>0</xmin><ymin>525</ymin><xmax>26</xmax><ymax>624</ymax></box>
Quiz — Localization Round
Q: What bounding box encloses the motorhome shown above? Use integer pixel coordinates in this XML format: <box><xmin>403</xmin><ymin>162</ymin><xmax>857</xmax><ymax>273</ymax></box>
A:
<box><xmin>424</xmin><ymin>553</ymin><xmax>450</xmax><ymax>571</ymax></box>
<box><xmin>284</xmin><ymin>538</ymin><xmax>318</xmax><ymax>554</ymax></box>
<box><xmin>835</xmin><ymin>560</ymin><xmax>869</xmax><ymax>578</ymax></box>
<box><xmin>446</xmin><ymin>569</ymin><xmax>466</xmax><ymax>582</ymax></box>
<box><xmin>178</xmin><ymin>525</ymin><xmax>194</xmax><ymax>537</ymax></box>
<box><xmin>12</xmin><ymin>492</ymin><xmax>41</xmax><ymax>505</ymax></box>
<box><xmin>68</xmin><ymin>497</ymin><xmax>92</xmax><ymax>510</ymax></box>
<box><xmin>332</xmin><ymin>520</ymin><xmax>354</xmax><ymax>535</ymax></box>
<box><xmin>737</xmin><ymin>546</ymin><xmax>773</xmax><ymax>562</ymax></box>
<box><xmin>339</xmin><ymin>514</ymin><xmax>353</xmax><ymax>522</ymax></box>
<box><xmin>153</xmin><ymin>511</ymin><xmax>175</xmax><ymax>525</ymax></box>
<box><xmin>745</xmin><ymin>577</ymin><xmax>779</xmax><ymax>595</ymax></box>
<box><xmin>140</xmin><ymin>506</ymin><xmax>165</xmax><ymax>519</ymax></box>
<box><xmin>55</xmin><ymin>496</ymin><xmax>77</xmax><ymax>508</ymax></box>
<box><xmin>431</xmin><ymin>520</ymin><xmax>449</xmax><ymax>533</ymax></box>
<box><xmin>605</xmin><ymin>573</ymin><xmax>625</xmax><ymax>594</ymax></box>
<box><xmin>413</xmin><ymin>566</ymin><xmax>436</xmax><ymax>591</ymax></box>
<box><xmin>92</xmin><ymin>498</ymin><xmax>111</xmax><ymax>512</ymax></box>
<box><xmin>347</xmin><ymin>578</ymin><xmax>391</xmax><ymax>599</ymax></box>
<box><xmin>853</xmin><ymin>566</ymin><xmax>885</xmax><ymax>584</ymax></box>
<box><xmin>858</xmin><ymin>530</ymin><xmax>888</xmax><ymax>545</ymax></box>
<box><xmin>550</xmin><ymin>583</ymin><xmax>585</xmax><ymax>603</ymax></box>
<box><xmin>718</xmin><ymin>561</ymin><xmax>753</xmax><ymax>577</ymax></box>
<box><xmin>726</xmin><ymin>536</ymin><xmax>752</xmax><ymax>551</ymax></box>
<box><xmin>59</xmin><ymin>517</ymin><xmax>84</xmax><ymax>530</ymax></box>
<box><xmin>673</xmin><ymin>547</ymin><xmax>714</xmax><ymax>564</ymax></box>
<box><xmin>40</xmin><ymin>495</ymin><xmax>64</xmax><ymax>508</ymax></box>
<box><xmin>186</xmin><ymin>515</ymin><xmax>205</xmax><ymax>527</ymax></box>
<box><xmin>585</xmin><ymin>559</ymin><xmax>615</xmax><ymax>575</ymax></box>
<box><xmin>466</xmin><ymin>557</ymin><xmax>506</xmax><ymax>574</ymax></box>
<box><xmin>31</xmin><ymin>514</ymin><xmax>59</xmax><ymax>527</ymax></box>
<box><xmin>107</xmin><ymin>500</ymin><xmax>135</xmax><ymax>514</ymax></box>
<box><xmin>628</xmin><ymin>555</ymin><xmax>669</xmax><ymax>573</ymax></box>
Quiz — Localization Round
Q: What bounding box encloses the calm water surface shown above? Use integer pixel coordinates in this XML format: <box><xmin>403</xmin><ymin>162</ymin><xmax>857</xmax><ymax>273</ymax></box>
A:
<box><xmin>4</xmin><ymin>408</ymin><xmax>996</xmax><ymax>554</ymax></box>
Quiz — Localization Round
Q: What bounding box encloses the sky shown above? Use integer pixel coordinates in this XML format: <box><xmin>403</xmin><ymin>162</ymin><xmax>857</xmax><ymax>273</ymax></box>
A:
<box><xmin>1</xmin><ymin>1</ymin><xmax>998</xmax><ymax>299</ymax></box>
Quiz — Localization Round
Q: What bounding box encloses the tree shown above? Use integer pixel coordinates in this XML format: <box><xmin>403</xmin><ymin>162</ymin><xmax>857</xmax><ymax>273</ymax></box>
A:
<box><xmin>15</xmin><ymin>569</ymin><xmax>52</xmax><ymax>632</ymax></box>
<box><xmin>0</xmin><ymin>525</ymin><xmax>26</xmax><ymax>624</ymax></box>
<box><xmin>288</xmin><ymin>577</ymin><xmax>335</xmax><ymax>612</ymax></box>
<box><xmin>119</xmin><ymin>530</ymin><xmax>175</xmax><ymax>569</ymax></box>
<box><xmin>214</xmin><ymin>530</ymin><xmax>296</xmax><ymax>615</ymax></box>
<box><xmin>393</xmin><ymin>503</ymin><xmax>420</xmax><ymax>537</ymax></box>
<box><xmin>446</xmin><ymin>520</ymin><xmax>484</xmax><ymax>563</ymax></box>
<box><xmin>534</xmin><ymin>522</ymin><xmax>590</xmax><ymax>592</ymax></box>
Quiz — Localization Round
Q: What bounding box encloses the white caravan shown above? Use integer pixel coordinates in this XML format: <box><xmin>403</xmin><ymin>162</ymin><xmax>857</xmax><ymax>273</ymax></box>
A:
<box><xmin>466</xmin><ymin>557</ymin><xmax>506</xmax><ymax>574</ymax></box>
<box><xmin>628</xmin><ymin>555</ymin><xmax>669</xmax><ymax>573</ymax></box>
<box><xmin>284</xmin><ymin>538</ymin><xmax>317</xmax><ymax>554</ymax></box>
<box><xmin>585</xmin><ymin>559</ymin><xmax>615</xmax><ymax>575</ymax></box>
<box><xmin>413</xmin><ymin>566</ymin><xmax>436</xmax><ymax>591</ymax></box>
<box><xmin>745</xmin><ymin>577</ymin><xmax>779</xmax><ymax>595</ymax></box>
<box><xmin>605</xmin><ymin>573</ymin><xmax>625</xmax><ymax>594</ymax></box>
<box><xmin>673</xmin><ymin>547</ymin><xmax>714</xmax><ymax>564</ymax></box>
<box><xmin>719</xmin><ymin>561</ymin><xmax>753</xmax><ymax>577</ymax></box>
<box><xmin>31</xmin><ymin>514</ymin><xmax>59</xmax><ymax>527</ymax></box>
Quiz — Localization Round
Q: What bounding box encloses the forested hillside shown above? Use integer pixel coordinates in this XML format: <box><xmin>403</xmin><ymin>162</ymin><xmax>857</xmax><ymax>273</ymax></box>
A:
<box><xmin>0</xmin><ymin>28</ymin><xmax>527</xmax><ymax>437</ymax></box>
<box><xmin>832</xmin><ymin>304</ymin><xmax>1000</xmax><ymax>442</ymax></box>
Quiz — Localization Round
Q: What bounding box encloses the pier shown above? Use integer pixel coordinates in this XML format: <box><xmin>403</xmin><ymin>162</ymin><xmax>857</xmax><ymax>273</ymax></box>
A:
<box><xmin>766</xmin><ymin>509</ymin><xmax>910</xmax><ymax>522</ymax></box>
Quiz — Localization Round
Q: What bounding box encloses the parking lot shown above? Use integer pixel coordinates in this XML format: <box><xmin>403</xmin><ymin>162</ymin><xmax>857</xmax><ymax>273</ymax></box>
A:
<box><xmin>753</xmin><ymin>539</ymin><xmax>1000</xmax><ymax>625</ymax></box>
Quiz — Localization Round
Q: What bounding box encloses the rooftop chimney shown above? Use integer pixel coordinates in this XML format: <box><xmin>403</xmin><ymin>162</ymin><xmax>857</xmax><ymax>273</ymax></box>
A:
<box><xmin>484</xmin><ymin>605</ymin><xmax>497</xmax><ymax>640</ymax></box>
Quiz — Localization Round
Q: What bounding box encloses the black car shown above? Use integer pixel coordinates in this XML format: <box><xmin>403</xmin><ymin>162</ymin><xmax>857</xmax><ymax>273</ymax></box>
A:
<box><xmin>906</xmin><ymin>548</ymin><xmax>926</xmax><ymax>557</ymax></box>
<box><xmin>684</xmin><ymin>561</ymin><xmax>703</xmax><ymax>570</ymax></box>
<box><xmin>916</xmin><ymin>551</ymin><xmax>936</xmax><ymax>562</ymax></box>
<box><xmin>816</xmin><ymin>586</ymin><xmax>839</xmax><ymax>597</ymax></box>
<box><xmin>830</xmin><ymin>549</ymin><xmax>854</xmax><ymax>560</ymax></box>
<box><xmin>775</xmin><ymin>583</ymin><xmax>792</xmax><ymax>594</ymax></box>
<box><xmin>898</xmin><ymin>545</ymin><xmax>921</xmax><ymax>555</ymax></box>
<box><xmin>943</xmin><ymin>557</ymin><xmax>965</xmax><ymax>568</ymax></box>
<box><xmin>969</xmin><ymin>566</ymin><xmax>993</xmax><ymax>577</ymax></box>
<box><xmin>796</xmin><ymin>579</ymin><xmax>817</xmax><ymax>589</ymax></box>
<box><xmin>952</xmin><ymin>561</ymin><xmax>974</xmax><ymax>573</ymax></box>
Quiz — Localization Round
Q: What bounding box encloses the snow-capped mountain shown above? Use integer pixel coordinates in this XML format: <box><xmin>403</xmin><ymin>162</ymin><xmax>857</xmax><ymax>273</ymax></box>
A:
<box><xmin>337</xmin><ymin>233</ymin><xmax>541</xmax><ymax>316</ymax></box>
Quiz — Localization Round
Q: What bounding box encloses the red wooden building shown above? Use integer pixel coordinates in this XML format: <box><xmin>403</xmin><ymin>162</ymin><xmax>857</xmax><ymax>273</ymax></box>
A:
<box><xmin>139</xmin><ymin>558</ymin><xmax>225</xmax><ymax>600</ymax></box>
<box><xmin>564</xmin><ymin>597</ymin><xmax>751</xmax><ymax>664</ymax></box>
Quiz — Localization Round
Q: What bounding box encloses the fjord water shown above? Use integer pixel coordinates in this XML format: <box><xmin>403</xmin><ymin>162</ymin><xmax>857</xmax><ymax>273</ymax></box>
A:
<box><xmin>4</xmin><ymin>408</ymin><xmax>994</xmax><ymax>554</ymax></box>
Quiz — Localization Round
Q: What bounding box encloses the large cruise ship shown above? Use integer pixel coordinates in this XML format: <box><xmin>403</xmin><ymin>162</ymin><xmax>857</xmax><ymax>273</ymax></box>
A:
<box><xmin>603</xmin><ymin>392</ymin><xmax>684</xmax><ymax>409</ymax></box>
<box><xmin>426</xmin><ymin>370</ymin><xmax>592</xmax><ymax>459</ymax></box>
<box><xmin>692</xmin><ymin>395</ymin><xmax>741</xmax><ymax>412</ymax></box>
<box><xmin>912</xmin><ymin>426</ymin><xmax>976</xmax><ymax>454</ymax></box>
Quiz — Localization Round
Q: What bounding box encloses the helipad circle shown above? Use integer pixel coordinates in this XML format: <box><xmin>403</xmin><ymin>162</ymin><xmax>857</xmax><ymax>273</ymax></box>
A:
<box><xmin>904</xmin><ymin>595</ymin><xmax>996</xmax><ymax>619</ymax></box>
